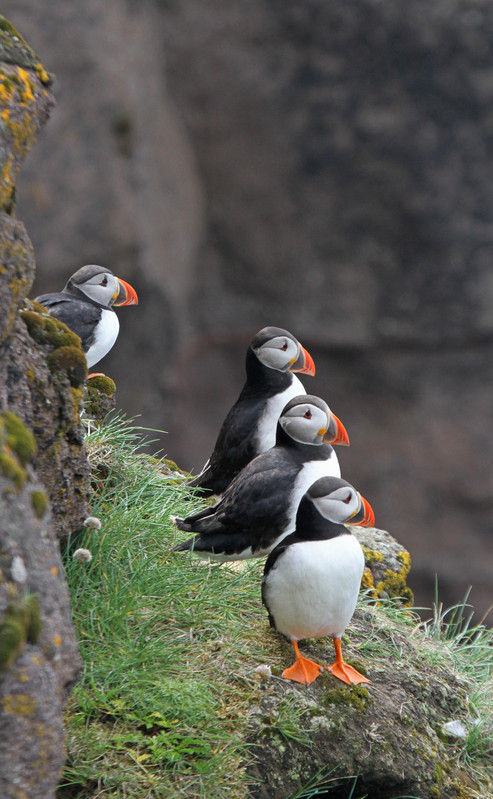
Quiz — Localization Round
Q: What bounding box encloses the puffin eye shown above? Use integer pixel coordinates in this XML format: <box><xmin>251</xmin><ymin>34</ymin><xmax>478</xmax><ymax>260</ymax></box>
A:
<box><xmin>343</xmin><ymin>493</ymin><xmax>352</xmax><ymax>504</ymax></box>
<box><xmin>101</xmin><ymin>277</ymin><xmax>108</xmax><ymax>287</ymax></box>
<box><xmin>281</xmin><ymin>342</ymin><xmax>288</xmax><ymax>351</ymax></box>
<box><xmin>303</xmin><ymin>409</ymin><xmax>312</xmax><ymax>419</ymax></box>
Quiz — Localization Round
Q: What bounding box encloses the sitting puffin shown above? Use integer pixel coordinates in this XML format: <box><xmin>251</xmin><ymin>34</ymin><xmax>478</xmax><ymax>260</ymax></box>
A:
<box><xmin>35</xmin><ymin>264</ymin><xmax>138</xmax><ymax>369</ymax></box>
<box><xmin>262</xmin><ymin>476</ymin><xmax>375</xmax><ymax>687</ymax></box>
<box><xmin>172</xmin><ymin>395</ymin><xmax>349</xmax><ymax>561</ymax></box>
<box><xmin>188</xmin><ymin>326</ymin><xmax>316</xmax><ymax>496</ymax></box>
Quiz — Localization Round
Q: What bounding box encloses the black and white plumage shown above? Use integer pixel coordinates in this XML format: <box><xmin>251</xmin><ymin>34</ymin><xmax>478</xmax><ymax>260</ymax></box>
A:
<box><xmin>172</xmin><ymin>395</ymin><xmax>349</xmax><ymax>561</ymax></box>
<box><xmin>188</xmin><ymin>327</ymin><xmax>316</xmax><ymax>496</ymax></box>
<box><xmin>35</xmin><ymin>265</ymin><xmax>138</xmax><ymax>369</ymax></box>
<box><xmin>262</xmin><ymin>476</ymin><xmax>375</xmax><ymax>686</ymax></box>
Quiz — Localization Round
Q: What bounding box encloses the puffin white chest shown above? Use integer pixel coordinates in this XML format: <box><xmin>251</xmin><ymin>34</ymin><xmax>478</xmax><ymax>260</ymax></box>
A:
<box><xmin>285</xmin><ymin>453</ymin><xmax>341</xmax><ymax>533</ymax></box>
<box><xmin>255</xmin><ymin>374</ymin><xmax>306</xmax><ymax>453</ymax></box>
<box><xmin>86</xmin><ymin>309</ymin><xmax>120</xmax><ymax>368</ymax></box>
<box><xmin>255</xmin><ymin>454</ymin><xmax>342</xmax><ymax>557</ymax></box>
<box><xmin>264</xmin><ymin>534</ymin><xmax>365</xmax><ymax>641</ymax></box>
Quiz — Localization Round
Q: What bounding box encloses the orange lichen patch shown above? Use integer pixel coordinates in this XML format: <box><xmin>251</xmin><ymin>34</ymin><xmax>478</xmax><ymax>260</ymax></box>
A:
<box><xmin>50</xmin><ymin>566</ymin><xmax>58</xmax><ymax>577</ymax></box>
<box><xmin>53</xmin><ymin>633</ymin><xmax>62</xmax><ymax>647</ymax></box>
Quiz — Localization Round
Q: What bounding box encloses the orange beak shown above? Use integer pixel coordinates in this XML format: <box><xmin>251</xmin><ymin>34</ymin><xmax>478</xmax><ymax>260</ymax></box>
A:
<box><xmin>350</xmin><ymin>494</ymin><xmax>375</xmax><ymax>528</ymax></box>
<box><xmin>323</xmin><ymin>412</ymin><xmax>350</xmax><ymax>446</ymax></box>
<box><xmin>114</xmin><ymin>277</ymin><xmax>138</xmax><ymax>306</ymax></box>
<box><xmin>290</xmin><ymin>345</ymin><xmax>316</xmax><ymax>376</ymax></box>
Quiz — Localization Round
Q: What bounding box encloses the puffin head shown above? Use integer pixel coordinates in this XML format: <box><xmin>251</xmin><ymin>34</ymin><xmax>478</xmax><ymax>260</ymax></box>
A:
<box><xmin>251</xmin><ymin>327</ymin><xmax>315</xmax><ymax>375</ymax></box>
<box><xmin>65</xmin><ymin>265</ymin><xmax>138</xmax><ymax>309</ymax></box>
<box><xmin>305</xmin><ymin>476</ymin><xmax>375</xmax><ymax>527</ymax></box>
<box><xmin>278</xmin><ymin>395</ymin><xmax>349</xmax><ymax>446</ymax></box>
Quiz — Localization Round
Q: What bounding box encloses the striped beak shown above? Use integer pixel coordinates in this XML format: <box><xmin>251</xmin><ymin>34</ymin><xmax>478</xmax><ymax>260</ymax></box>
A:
<box><xmin>349</xmin><ymin>494</ymin><xmax>375</xmax><ymax>528</ymax></box>
<box><xmin>113</xmin><ymin>277</ymin><xmax>138</xmax><ymax>306</ymax></box>
<box><xmin>322</xmin><ymin>412</ymin><xmax>350</xmax><ymax>446</ymax></box>
<box><xmin>290</xmin><ymin>344</ymin><xmax>316</xmax><ymax>376</ymax></box>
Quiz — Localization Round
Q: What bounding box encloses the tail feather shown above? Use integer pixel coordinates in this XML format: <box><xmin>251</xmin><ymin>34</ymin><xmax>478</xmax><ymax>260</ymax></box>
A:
<box><xmin>171</xmin><ymin>504</ymin><xmax>219</xmax><ymax>533</ymax></box>
<box><xmin>172</xmin><ymin>531</ymin><xmax>254</xmax><ymax>561</ymax></box>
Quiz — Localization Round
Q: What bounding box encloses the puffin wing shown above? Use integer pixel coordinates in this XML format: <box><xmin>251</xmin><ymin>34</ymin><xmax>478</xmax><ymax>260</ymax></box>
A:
<box><xmin>35</xmin><ymin>293</ymin><xmax>102</xmax><ymax>351</ymax></box>
<box><xmin>182</xmin><ymin>447</ymin><xmax>298</xmax><ymax>539</ymax></box>
<box><xmin>189</xmin><ymin>395</ymin><xmax>263</xmax><ymax>493</ymax></box>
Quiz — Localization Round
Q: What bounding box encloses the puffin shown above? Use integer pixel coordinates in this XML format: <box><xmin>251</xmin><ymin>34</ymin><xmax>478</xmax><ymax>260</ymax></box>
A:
<box><xmin>261</xmin><ymin>476</ymin><xmax>375</xmax><ymax>687</ymax></box>
<box><xmin>35</xmin><ymin>265</ymin><xmax>138</xmax><ymax>369</ymax></box>
<box><xmin>188</xmin><ymin>326</ymin><xmax>316</xmax><ymax>496</ymax></box>
<box><xmin>172</xmin><ymin>395</ymin><xmax>349</xmax><ymax>561</ymax></box>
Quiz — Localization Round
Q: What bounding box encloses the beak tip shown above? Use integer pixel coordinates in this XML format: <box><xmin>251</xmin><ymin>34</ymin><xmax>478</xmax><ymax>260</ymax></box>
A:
<box><xmin>290</xmin><ymin>345</ymin><xmax>316</xmax><ymax>376</ymax></box>
<box><xmin>114</xmin><ymin>277</ymin><xmax>138</xmax><ymax>306</ymax></box>
<box><xmin>361</xmin><ymin>497</ymin><xmax>375</xmax><ymax>527</ymax></box>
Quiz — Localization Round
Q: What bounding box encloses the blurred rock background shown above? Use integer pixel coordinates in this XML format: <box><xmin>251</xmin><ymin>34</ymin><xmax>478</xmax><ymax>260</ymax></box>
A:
<box><xmin>4</xmin><ymin>0</ymin><xmax>493</xmax><ymax>618</ymax></box>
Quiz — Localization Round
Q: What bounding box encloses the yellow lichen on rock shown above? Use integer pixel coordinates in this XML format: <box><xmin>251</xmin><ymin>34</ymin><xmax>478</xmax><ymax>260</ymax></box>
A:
<box><xmin>2</xmin><ymin>693</ymin><xmax>37</xmax><ymax>716</ymax></box>
<box><xmin>0</xmin><ymin>53</ymin><xmax>53</xmax><ymax>211</ymax></box>
<box><xmin>375</xmin><ymin>550</ymin><xmax>414</xmax><ymax>607</ymax></box>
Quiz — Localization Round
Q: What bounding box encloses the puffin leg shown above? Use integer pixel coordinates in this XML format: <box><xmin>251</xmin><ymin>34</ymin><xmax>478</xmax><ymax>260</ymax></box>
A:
<box><xmin>327</xmin><ymin>637</ymin><xmax>371</xmax><ymax>686</ymax></box>
<box><xmin>282</xmin><ymin>640</ymin><xmax>323</xmax><ymax>686</ymax></box>
<box><xmin>87</xmin><ymin>372</ymin><xmax>107</xmax><ymax>379</ymax></box>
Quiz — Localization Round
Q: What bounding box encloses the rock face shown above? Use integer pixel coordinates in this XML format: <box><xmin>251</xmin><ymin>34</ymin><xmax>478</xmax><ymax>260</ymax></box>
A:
<box><xmin>0</xmin><ymin>18</ymin><xmax>84</xmax><ymax>799</ymax></box>
<box><xmin>2</xmin><ymin>0</ymin><xmax>493</xmax><ymax>620</ymax></box>
<box><xmin>0</xmin><ymin>433</ymin><xmax>80</xmax><ymax>799</ymax></box>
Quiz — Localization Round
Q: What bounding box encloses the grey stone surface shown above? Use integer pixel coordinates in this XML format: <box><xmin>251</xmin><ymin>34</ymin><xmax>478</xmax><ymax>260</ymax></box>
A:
<box><xmin>0</xmin><ymin>465</ymin><xmax>81</xmax><ymax>799</ymax></box>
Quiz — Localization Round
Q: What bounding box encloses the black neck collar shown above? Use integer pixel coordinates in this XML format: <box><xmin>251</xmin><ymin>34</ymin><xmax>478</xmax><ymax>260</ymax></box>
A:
<box><xmin>245</xmin><ymin>347</ymin><xmax>292</xmax><ymax>392</ymax></box>
<box><xmin>295</xmin><ymin>494</ymin><xmax>347</xmax><ymax>541</ymax></box>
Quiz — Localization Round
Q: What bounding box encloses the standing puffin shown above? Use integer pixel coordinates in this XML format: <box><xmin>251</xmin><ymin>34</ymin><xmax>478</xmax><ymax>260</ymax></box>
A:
<box><xmin>172</xmin><ymin>395</ymin><xmax>349</xmax><ymax>561</ymax></box>
<box><xmin>188</xmin><ymin>326</ymin><xmax>316</xmax><ymax>496</ymax></box>
<box><xmin>35</xmin><ymin>265</ymin><xmax>138</xmax><ymax>369</ymax></box>
<box><xmin>262</xmin><ymin>476</ymin><xmax>375</xmax><ymax>687</ymax></box>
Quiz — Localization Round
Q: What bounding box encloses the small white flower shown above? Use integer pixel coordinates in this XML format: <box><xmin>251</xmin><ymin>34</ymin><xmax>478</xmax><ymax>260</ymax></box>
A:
<box><xmin>441</xmin><ymin>720</ymin><xmax>467</xmax><ymax>740</ymax></box>
<box><xmin>254</xmin><ymin>664</ymin><xmax>272</xmax><ymax>681</ymax></box>
<box><xmin>83</xmin><ymin>516</ymin><xmax>102</xmax><ymax>530</ymax></box>
<box><xmin>73</xmin><ymin>548</ymin><xmax>93</xmax><ymax>563</ymax></box>
<box><xmin>11</xmin><ymin>556</ymin><xmax>27</xmax><ymax>583</ymax></box>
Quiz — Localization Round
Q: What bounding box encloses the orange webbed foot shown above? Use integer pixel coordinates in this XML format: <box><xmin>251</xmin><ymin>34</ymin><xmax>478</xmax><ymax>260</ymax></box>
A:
<box><xmin>328</xmin><ymin>637</ymin><xmax>370</xmax><ymax>686</ymax></box>
<box><xmin>327</xmin><ymin>660</ymin><xmax>371</xmax><ymax>686</ymax></box>
<box><xmin>282</xmin><ymin>641</ymin><xmax>323</xmax><ymax>686</ymax></box>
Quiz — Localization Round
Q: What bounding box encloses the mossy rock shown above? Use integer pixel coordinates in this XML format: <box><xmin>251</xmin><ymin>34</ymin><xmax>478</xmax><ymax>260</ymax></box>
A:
<box><xmin>84</xmin><ymin>381</ymin><xmax>116</xmax><ymax>422</ymax></box>
<box><xmin>0</xmin><ymin>15</ymin><xmax>54</xmax><ymax>84</ymax></box>
<box><xmin>0</xmin><ymin>411</ymin><xmax>37</xmax><ymax>490</ymax></box>
<box><xmin>0</xmin><ymin>595</ymin><xmax>41</xmax><ymax>672</ymax></box>
<box><xmin>354</xmin><ymin>526</ymin><xmax>414</xmax><ymax>606</ymax></box>
<box><xmin>0</xmin><ymin>410</ymin><xmax>37</xmax><ymax>465</ymax></box>
<box><xmin>30</xmin><ymin>489</ymin><xmax>48</xmax><ymax>519</ymax></box>
<box><xmin>86</xmin><ymin>375</ymin><xmax>116</xmax><ymax>396</ymax></box>
<box><xmin>20</xmin><ymin>308</ymin><xmax>82</xmax><ymax>349</ymax></box>
<box><xmin>0</xmin><ymin>450</ymin><xmax>26</xmax><ymax>489</ymax></box>
<box><xmin>46</xmin><ymin>345</ymin><xmax>87</xmax><ymax>388</ymax></box>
